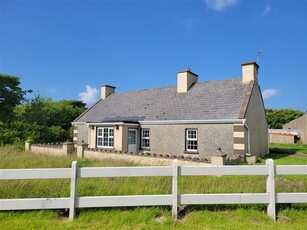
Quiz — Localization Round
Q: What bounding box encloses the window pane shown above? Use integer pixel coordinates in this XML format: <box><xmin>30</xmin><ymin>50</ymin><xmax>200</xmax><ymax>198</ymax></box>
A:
<box><xmin>97</xmin><ymin>137</ymin><xmax>103</xmax><ymax>146</ymax></box>
<box><xmin>109</xmin><ymin>138</ymin><xmax>114</xmax><ymax>147</ymax></box>
<box><xmin>109</xmin><ymin>128</ymin><xmax>114</xmax><ymax>137</ymax></box>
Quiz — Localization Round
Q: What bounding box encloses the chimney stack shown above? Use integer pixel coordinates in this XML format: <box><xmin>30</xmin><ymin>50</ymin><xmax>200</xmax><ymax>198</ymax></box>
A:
<box><xmin>177</xmin><ymin>68</ymin><xmax>198</xmax><ymax>93</ymax></box>
<box><xmin>101</xmin><ymin>85</ymin><xmax>116</xmax><ymax>99</ymax></box>
<box><xmin>241</xmin><ymin>62</ymin><xmax>259</xmax><ymax>83</ymax></box>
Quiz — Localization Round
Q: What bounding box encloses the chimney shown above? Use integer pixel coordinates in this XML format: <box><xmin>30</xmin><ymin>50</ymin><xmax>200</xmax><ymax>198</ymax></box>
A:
<box><xmin>177</xmin><ymin>68</ymin><xmax>198</xmax><ymax>93</ymax></box>
<box><xmin>241</xmin><ymin>62</ymin><xmax>259</xmax><ymax>83</ymax></box>
<box><xmin>101</xmin><ymin>85</ymin><xmax>116</xmax><ymax>99</ymax></box>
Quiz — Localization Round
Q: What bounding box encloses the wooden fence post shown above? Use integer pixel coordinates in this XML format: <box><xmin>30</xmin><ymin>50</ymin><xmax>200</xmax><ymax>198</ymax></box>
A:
<box><xmin>69</xmin><ymin>161</ymin><xmax>78</xmax><ymax>220</ymax></box>
<box><xmin>266</xmin><ymin>159</ymin><xmax>276</xmax><ymax>222</ymax></box>
<box><xmin>172</xmin><ymin>159</ymin><xmax>178</xmax><ymax>221</ymax></box>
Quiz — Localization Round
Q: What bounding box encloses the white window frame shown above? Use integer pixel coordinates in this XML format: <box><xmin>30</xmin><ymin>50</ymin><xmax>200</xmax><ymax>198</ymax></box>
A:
<box><xmin>141</xmin><ymin>129</ymin><xmax>150</xmax><ymax>149</ymax></box>
<box><xmin>186</xmin><ymin>129</ymin><xmax>198</xmax><ymax>152</ymax></box>
<box><xmin>97</xmin><ymin>127</ymin><xmax>114</xmax><ymax>148</ymax></box>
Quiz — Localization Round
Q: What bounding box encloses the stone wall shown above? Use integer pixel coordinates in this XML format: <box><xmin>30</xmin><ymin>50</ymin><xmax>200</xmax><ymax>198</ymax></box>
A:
<box><xmin>25</xmin><ymin>141</ymin><xmax>74</xmax><ymax>156</ymax></box>
<box><xmin>83</xmin><ymin>148</ymin><xmax>210</xmax><ymax>166</ymax></box>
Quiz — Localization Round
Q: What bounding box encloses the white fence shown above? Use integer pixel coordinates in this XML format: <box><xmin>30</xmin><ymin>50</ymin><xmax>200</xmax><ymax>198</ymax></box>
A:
<box><xmin>0</xmin><ymin>159</ymin><xmax>306</xmax><ymax>222</ymax></box>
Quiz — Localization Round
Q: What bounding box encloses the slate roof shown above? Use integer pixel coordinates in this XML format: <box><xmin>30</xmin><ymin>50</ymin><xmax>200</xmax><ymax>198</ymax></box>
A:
<box><xmin>75</xmin><ymin>78</ymin><xmax>250</xmax><ymax>123</ymax></box>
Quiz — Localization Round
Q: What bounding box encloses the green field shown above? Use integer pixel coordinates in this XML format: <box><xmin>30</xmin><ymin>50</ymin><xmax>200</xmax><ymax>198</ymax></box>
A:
<box><xmin>269</xmin><ymin>143</ymin><xmax>307</xmax><ymax>155</ymax></box>
<box><xmin>0</xmin><ymin>145</ymin><xmax>306</xmax><ymax>229</ymax></box>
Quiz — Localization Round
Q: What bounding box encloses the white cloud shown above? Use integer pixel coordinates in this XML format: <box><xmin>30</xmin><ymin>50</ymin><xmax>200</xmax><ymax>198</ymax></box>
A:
<box><xmin>262</xmin><ymin>89</ymin><xmax>279</xmax><ymax>100</ymax></box>
<box><xmin>78</xmin><ymin>85</ymin><xmax>99</xmax><ymax>106</ymax></box>
<box><xmin>262</xmin><ymin>4</ymin><xmax>271</xmax><ymax>16</ymax></box>
<box><xmin>205</xmin><ymin>0</ymin><xmax>239</xmax><ymax>12</ymax></box>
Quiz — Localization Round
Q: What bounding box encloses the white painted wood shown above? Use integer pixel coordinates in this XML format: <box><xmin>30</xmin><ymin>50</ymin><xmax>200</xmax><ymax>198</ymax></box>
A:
<box><xmin>78</xmin><ymin>166</ymin><xmax>172</xmax><ymax>178</ymax></box>
<box><xmin>0</xmin><ymin>168</ymin><xmax>71</xmax><ymax>180</ymax></box>
<box><xmin>172</xmin><ymin>159</ymin><xmax>178</xmax><ymax>221</ymax></box>
<box><xmin>266</xmin><ymin>159</ymin><xmax>276</xmax><ymax>222</ymax></box>
<box><xmin>276</xmin><ymin>193</ymin><xmax>307</xmax><ymax>203</ymax></box>
<box><xmin>179</xmin><ymin>194</ymin><xmax>269</xmax><ymax>205</ymax></box>
<box><xmin>276</xmin><ymin>165</ymin><xmax>307</xmax><ymax>175</ymax></box>
<box><xmin>69</xmin><ymin>161</ymin><xmax>78</xmax><ymax>220</ymax></box>
<box><xmin>179</xmin><ymin>165</ymin><xmax>268</xmax><ymax>176</ymax></box>
<box><xmin>0</xmin><ymin>198</ymin><xmax>69</xmax><ymax>210</ymax></box>
<box><xmin>1</xmin><ymin>159</ymin><xmax>307</xmax><ymax>222</ymax></box>
<box><xmin>76</xmin><ymin>195</ymin><xmax>172</xmax><ymax>208</ymax></box>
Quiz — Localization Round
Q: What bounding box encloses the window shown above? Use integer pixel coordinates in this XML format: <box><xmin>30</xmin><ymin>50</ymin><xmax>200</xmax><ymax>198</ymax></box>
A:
<box><xmin>141</xmin><ymin>129</ymin><xmax>150</xmax><ymax>149</ymax></box>
<box><xmin>97</xmin><ymin>127</ymin><xmax>114</xmax><ymax>148</ymax></box>
<box><xmin>186</xmin><ymin>129</ymin><xmax>197</xmax><ymax>152</ymax></box>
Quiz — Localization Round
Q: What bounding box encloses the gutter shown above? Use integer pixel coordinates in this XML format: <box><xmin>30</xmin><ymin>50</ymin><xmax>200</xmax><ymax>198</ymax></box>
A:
<box><xmin>243</xmin><ymin>120</ymin><xmax>251</xmax><ymax>154</ymax></box>
<box><xmin>139</xmin><ymin>119</ymin><xmax>245</xmax><ymax>125</ymax></box>
<box><xmin>85</xmin><ymin>122</ymin><xmax>140</xmax><ymax>127</ymax></box>
<box><xmin>71</xmin><ymin>122</ymin><xmax>87</xmax><ymax>125</ymax></box>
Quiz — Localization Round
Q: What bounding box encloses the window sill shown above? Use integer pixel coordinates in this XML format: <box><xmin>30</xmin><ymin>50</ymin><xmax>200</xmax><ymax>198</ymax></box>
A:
<box><xmin>184</xmin><ymin>151</ymin><xmax>199</xmax><ymax>154</ymax></box>
<box><xmin>141</xmin><ymin>148</ymin><xmax>151</xmax><ymax>151</ymax></box>
<box><xmin>97</xmin><ymin>146</ymin><xmax>114</xmax><ymax>149</ymax></box>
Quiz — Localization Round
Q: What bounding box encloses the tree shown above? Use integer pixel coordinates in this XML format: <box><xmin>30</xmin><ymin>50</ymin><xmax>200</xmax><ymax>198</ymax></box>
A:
<box><xmin>265</xmin><ymin>108</ymin><xmax>305</xmax><ymax>129</ymax></box>
<box><xmin>0</xmin><ymin>74</ymin><xmax>31</xmax><ymax>122</ymax></box>
<box><xmin>14</xmin><ymin>95</ymin><xmax>86</xmax><ymax>143</ymax></box>
<box><xmin>0</xmin><ymin>75</ymin><xmax>86</xmax><ymax>145</ymax></box>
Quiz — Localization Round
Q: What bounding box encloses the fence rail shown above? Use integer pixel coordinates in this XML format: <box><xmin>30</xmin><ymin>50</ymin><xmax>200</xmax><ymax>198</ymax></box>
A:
<box><xmin>0</xmin><ymin>159</ymin><xmax>306</xmax><ymax>222</ymax></box>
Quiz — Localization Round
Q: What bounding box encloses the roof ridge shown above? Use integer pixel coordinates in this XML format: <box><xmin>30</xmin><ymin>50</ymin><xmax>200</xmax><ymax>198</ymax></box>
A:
<box><xmin>113</xmin><ymin>77</ymin><xmax>242</xmax><ymax>95</ymax></box>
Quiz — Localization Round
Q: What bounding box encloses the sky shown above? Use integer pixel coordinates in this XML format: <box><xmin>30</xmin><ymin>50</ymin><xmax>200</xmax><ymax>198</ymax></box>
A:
<box><xmin>1</xmin><ymin>0</ymin><xmax>306</xmax><ymax>110</ymax></box>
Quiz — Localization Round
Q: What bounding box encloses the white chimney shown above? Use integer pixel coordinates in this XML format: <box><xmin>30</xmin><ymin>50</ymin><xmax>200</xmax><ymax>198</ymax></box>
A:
<box><xmin>177</xmin><ymin>68</ymin><xmax>198</xmax><ymax>93</ymax></box>
<box><xmin>101</xmin><ymin>85</ymin><xmax>116</xmax><ymax>99</ymax></box>
<box><xmin>241</xmin><ymin>62</ymin><xmax>259</xmax><ymax>83</ymax></box>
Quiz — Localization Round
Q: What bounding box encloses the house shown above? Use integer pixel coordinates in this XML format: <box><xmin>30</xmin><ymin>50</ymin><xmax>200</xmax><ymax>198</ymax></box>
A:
<box><xmin>283</xmin><ymin>113</ymin><xmax>307</xmax><ymax>144</ymax></box>
<box><xmin>72</xmin><ymin>62</ymin><xmax>268</xmax><ymax>161</ymax></box>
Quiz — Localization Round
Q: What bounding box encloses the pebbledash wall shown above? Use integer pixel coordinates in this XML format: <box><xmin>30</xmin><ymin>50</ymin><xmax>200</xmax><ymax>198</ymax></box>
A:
<box><xmin>141</xmin><ymin>123</ymin><xmax>234</xmax><ymax>161</ymax></box>
<box><xmin>72</xmin><ymin>123</ymin><xmax>259</xmax><ymax>165</ymax></box>
<box><xmin>26</xmin><ymin>141</ymin><xmax>253</xmax><ymax>165</ymax></box>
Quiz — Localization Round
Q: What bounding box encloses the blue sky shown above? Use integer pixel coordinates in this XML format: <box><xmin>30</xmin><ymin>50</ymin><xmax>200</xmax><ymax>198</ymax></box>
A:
<box><xmin>1</xmin><ymin>0</ymin><xmax>306</xmax><ymax>110</ymax></box>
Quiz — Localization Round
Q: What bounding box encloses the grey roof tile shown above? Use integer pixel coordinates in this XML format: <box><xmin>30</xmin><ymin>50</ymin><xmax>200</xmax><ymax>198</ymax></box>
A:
<box><xmin>75</xmin><ymin>78</ymin><xmax>249</xmax><ymax>123</ymax></box>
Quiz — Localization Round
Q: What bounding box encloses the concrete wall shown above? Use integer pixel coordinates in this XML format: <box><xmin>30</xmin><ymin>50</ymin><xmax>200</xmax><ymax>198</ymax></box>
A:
<box><xmin>26</xmin><ymin>142</ymin><xmax>74</xmax><ymax>156</ymax></box>
<box><xmin>83</xmin><ymin>149</ymin><xmax>209</xmax><ymax>166</ymax></box>
<box><xmin>142</xmin><ymin>123</ymin><xmax>234</xmax><ymax>160</ymax></box>
<box><xmin>269</xmin><ymin>133</ymin><xmax>295</xmax><ymax>144</ymax></box>
<box><xmin>89</xmin><ymin>126</ymin><xmax>97</xmax><ymax>148</ymax></box>
<box><xmin>75</xmin><ymin>124</ymin><xmax>89</xmax><ymax>145</ymax></box>
<box><xmin>283</xmin><ymin>114</ymin><xmax>307</xmax><ymax>144</ymax></box>
<box><xmin>244</xmin><ymin>84</ymin><xmax>268</xmax><ymax>156</ymax></box>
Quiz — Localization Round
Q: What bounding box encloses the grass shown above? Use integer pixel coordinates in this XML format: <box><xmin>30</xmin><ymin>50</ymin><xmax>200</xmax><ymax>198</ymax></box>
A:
<box><xmin>0</xmin><ymin>145</ymin><xmax>306</xmax><ymax>229</ymax></box>
<box><xmin>269</xmin><ymin>143</ymin><xmax>307</xmax><ymax>155</ymax></box>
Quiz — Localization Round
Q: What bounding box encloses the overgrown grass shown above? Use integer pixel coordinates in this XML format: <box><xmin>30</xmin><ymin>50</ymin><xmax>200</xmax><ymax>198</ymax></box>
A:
<box><xmin>0</xmin><ymin>145</ymin><xmax>307</xmax><ymax>229</ymax></box>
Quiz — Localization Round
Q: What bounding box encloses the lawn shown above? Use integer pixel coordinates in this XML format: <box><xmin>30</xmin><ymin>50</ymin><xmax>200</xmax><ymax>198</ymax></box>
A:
<box><xmin>0</xmin><ymin>145</ymin><xmax>306</xmax><ymax>229</ymax></box>
<box><xmin>269</xmin><ymin>143</ymin><xmax>307</xmax><ymax>155</ymax></box>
